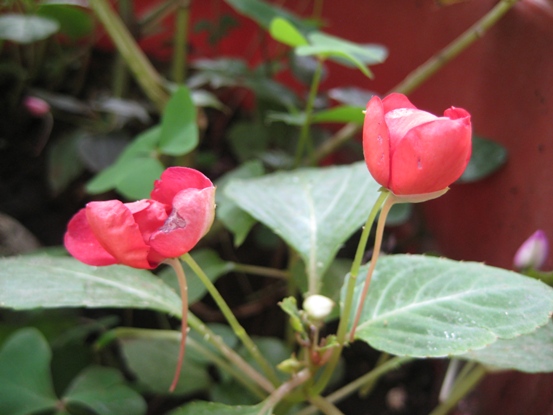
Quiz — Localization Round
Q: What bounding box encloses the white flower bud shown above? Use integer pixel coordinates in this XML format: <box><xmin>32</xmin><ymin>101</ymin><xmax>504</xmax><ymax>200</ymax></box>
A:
<box><xmin>303</xmin><ymin>295</ymin><xmax>334</xmax><ymax>321</ymax></box>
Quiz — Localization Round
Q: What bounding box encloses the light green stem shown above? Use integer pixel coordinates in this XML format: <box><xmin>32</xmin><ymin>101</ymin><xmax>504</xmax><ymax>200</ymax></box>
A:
<box><xmin>90</xmin><ymin>0</ymin><xmax>169</xmax><ymax>111</ymax></box>
<box><xmin>172</xmin><ymin>0</ymin><xmax>190</xmax><ymax>83</ymax></box>
<box><xmin>429</xmin><ymin>363</ymin><xmax>486</xmax><ymax>415</ymax></box>
<box><xmin>311</xmin><ymin>190</ymin><xmax>389</xmax><ymax>395</ymax></box>
<box><xmin>349</xmin><ymin>195</ymin><xmax>396</xmax><ymax>342</ymax></box>
<box><xmin>232</xmin><ymin>263</ymin><xmax>290</xmax><ymax>279</ymax></box>
<box><xmin>187</xmin><ymin>313</ymin><xmax>274</xmax><ymax>393</ymax></box>
<box><xmin>311</xmin><ymin>0</ymin><xmax>520</xmax><ymax>164</ymax></box>
<box><xmin>104</xmin><ymin>327</ymin><xmax>266</xmax><ymax>399</ymax></box>
<box><xmin>260</xmin><ymin>369</ymin><xmax>311</xmax><ymax>414</ymax></box>
<box><xmin>298</xmin><ymin>356</ymin><xmax>414</xmax><ymax>415</ymax></box>
<box><xmin>308</xmin><ymin>395</ymin><xmax>345</xmax><ymax>415</ymax></box>
<box><xmin>182</xmin><ymin>253</ymin><xmax>281</xmax><ymax>386</ymax></box>
<box><xmin>294</xmin><ymin>59</ymin><xmax>324</xmax><ymax>167</ymax></box>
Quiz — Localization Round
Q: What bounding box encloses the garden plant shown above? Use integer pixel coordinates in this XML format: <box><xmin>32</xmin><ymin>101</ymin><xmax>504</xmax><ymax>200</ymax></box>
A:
<box><xmin>1</xmin><ymin>1</ymin><xmax>552</xmax><ymax>415</ymax></box>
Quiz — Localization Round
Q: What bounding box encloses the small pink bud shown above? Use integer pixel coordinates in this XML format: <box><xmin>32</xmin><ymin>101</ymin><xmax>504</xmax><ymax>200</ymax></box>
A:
<box><xmin>513</xmin><ymin>230</ymin><xmax>549</xmax><ymax>270</ymax></box>
<box><xmin>23</xmin><ymin>96</ymin><xmax>50</xmax><ymax>117</ymax></box>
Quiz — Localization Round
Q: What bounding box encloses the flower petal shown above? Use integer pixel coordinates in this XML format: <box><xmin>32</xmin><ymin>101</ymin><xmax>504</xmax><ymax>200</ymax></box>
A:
<box><xmin>86</xmin><ymin>201</ymin><xmax>154</xmax><ymax>269</ymax></box>
<box><xmin>150</xmin><ymin>167</ymin><xmax>213</xmax><ymax>206</ymax></box>
<box><xmin>149</xmin><ymin>187</ymin><xmax>216</xmax><ymax>258</ymax></box>
<box><xmin>389</xmin><ymin>114</ymin><xmax>472</xmax><ymax>195</ymax></box>
<box><xmin>64</xmin><ymin>209</ymin><xmax>118</xmax><ymax>266</ymax></box>
<box><xmin>363</xmin><ymin>96</ymin><xmax>391</xmax><ymax>188</ymax></box>
<box><xmin>381</xmin><ymin>93</ymin><xmax>417</xmax><ymax>113</ymax></box>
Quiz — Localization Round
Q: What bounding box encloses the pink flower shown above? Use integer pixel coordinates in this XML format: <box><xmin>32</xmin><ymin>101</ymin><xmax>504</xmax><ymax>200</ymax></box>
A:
<box><xmin>64</xmin><ymin>167</ymin><xmax>215</xmax><ymax>269</ymax></box>
<box><xmin>363</xmin><ymin>93</ymin><xmax>472</xmax><ymax>196</ymax></box>
<box><xmin>514</xmin><ymin>230</ymin><xmax>549</xmax><ymax>270</ymax></box>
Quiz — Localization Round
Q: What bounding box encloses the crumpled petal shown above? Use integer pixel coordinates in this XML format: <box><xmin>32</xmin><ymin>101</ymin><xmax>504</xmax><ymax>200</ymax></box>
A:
<box><xmin>86</xmin><ymin>201</ymin><xmax>153</xmax><ymax>269</ymax></box>
<box><xmin>149</xmin><ymin>187</ymin><xmax>216</xmax><ymax>258</ymax></box>
<box><xmin>64</xmin><ymin>209</ymin><xmax>118</xmax><ymax>266</ymax></box>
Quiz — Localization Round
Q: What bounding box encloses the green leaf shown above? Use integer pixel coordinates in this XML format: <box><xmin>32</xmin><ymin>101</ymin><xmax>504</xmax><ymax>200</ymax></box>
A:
<box><xmin>86</xmin><ymin>126</ymin><xmax>160</xmax><ymax>194</ymax></box>
<box><xmin>216</xmin><ymin>161</ymin><xmax>265</xmax><ymax>246</ymax></box>
<box><xmin>328</xmin><ymin>87</ymin><xmax>376</xmax><ymax>107</ymax></box>
<box><xmin>225</xmin><ymin>162</ymin><xmax>381</xmax><ymax>295</ymax></box>
<box><xmin>349</xmin><ymin>255</ymin><xmax>553</xmax><ymax>357</ymax></box>
<box><xmin>0</xmin><ymin>14</ymin><xmax>59</xmax><ymax>44</ymax></box>
<box><xmin>64</xmin><ymin>366</ymin><xmax>146</xmax><ymax>415</ymax></box>
<box><xmin>297</xmin><ymin>32</ymin><xmax>387</xmax><ymax>78</ymax></box>
<box><xmin>0</xmin><ymin>256</ymin><xmax>182</xmax><ymax>317</ymax></box>
<box><xmin>169</xmin><ymin>401</ymin><xmax>271</xmax><ymax>415</ymax></box>
<box><xmin>461</xmin><ymin>320</ymin><xmax>553</xmax><ymax>373</ymax></box>
<box><xmin>115</xmin><ymin>157</ymin><xmax>165</xmax><ymax>200</ymax></box>
<box><xmin>227</xmin><ymin>122</ymin><xmax>269</xmax><ymax>163</ymax></box>
<box><xmin>269</xmin><ymin>17</ymin><xmax>308</xmax><ymax>47</ymax></box>
<box><xmin>224</xmin><ymin>0</ymin><xmax>317</xmax><ymax>33</ymax></box>
<box><xmin>312</xmin><ymin>105</ymin><xmax>364</xmax><ymax>124</ymax></box>
<box><xmin>458</xmin><ymin>135</ymin><xmax>507</xmax><ymax>183</ymax></box>
<box><xmin>159</xmin><ymin>86</ymin><xmax>199</xmax><ymax>156</ymax></box>
<box><xmin>268</xmin><ymin>106</ymin><xmax>364</xmax><ymax>126</ymax></box>
<box><xmin>36</xmin><ymin>4</ymin><xmax>93</xmax><ymax>39</ymax></box>
<box><xmin>117</xmin><ymin>330</ymin><xmax>211</xmax><ymax>396</ymax></box>
<box><xmin>0</xmin><ymin>328</ymin><xmax>58</xmax><ymax>415</ymax></box>
<box><xmin>158</xmin><ymin>249</ymin><xmax>233</xmax><ymax>303</ymax></box>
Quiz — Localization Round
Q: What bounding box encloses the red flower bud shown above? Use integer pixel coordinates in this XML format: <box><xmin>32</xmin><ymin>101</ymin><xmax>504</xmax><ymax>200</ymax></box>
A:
<box><xmin>363</xmin><ymin>93</ymin><xmax>472</xmax><ymax>197</ymax></box>
<box><xmin>64</xmin><ymin>167</ymin><xmax>216</xmax><ymax>269</ymax></box>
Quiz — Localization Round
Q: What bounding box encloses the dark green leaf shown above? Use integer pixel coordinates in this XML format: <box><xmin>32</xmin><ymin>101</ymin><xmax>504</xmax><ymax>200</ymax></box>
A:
<box><xmin>117</xmin><ymin>330</ymin><xmax>211</xmax><ymax>396</ymax></box>
<box><xmin>0</xmin><ymin>14</ymin><xmax>59</xmax><ymax>44</ymax></box>
<box><xmin>0</xmin><ymin>256</ymin><xmax>182</xmax><ymax>317</ymax></box>
<box><xmin>64</xmin><ymin>366</ymin><xmax>146</xmax><ymax>415</ymax></box>
<box><xmin>349</xmin><ymin>255</ymin><xmax>553</xmax><ymax>357</ymax></box>
<box><xmin>47</xmin><ymin>133</ymin><xmax>85</xmax><ymax>195</ymax></box>
<box><xmin>458</xmin><ymin>136</ymin><xmax>507</xmax><ymax>183</ymax></box>
<box><xmin>159</xmin><ymin>86</ymin><xmax>199</xmax><ymax>156</ymax></box>
<box><xmin>37</xmin><ymin>4</ymin><xmax>93</xmax><ymax>39</ymax></box>
<box><xmin>0</xmin><ymin>328</ymin><xmax>58</xmax><ymax>415</ymax></box>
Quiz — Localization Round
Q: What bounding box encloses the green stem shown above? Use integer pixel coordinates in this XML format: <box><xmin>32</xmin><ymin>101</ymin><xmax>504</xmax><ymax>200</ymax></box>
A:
<box><xmin>182</xmin><ymin>253</ymin><xmax>281</xmax><ymax>386</ymax></box>
<box><xmin>187</xmin><ymin>313</ymin><xmax>275</xmax><ymax>393</ymax></box>
<box><xmin>349</xmin><ymin>195</ymin><xmax>395</xmax><ymax>342</ymax></box>
<box><xmin>310</xmin><ymin>0</ymin><xmax>519</xmax><ymax>164</ymax></box>
<box><xmin>308</xmin><ymin>395</ymin><xmax>345</xmax><ymax>415</ymax></box>
<box><xmin>311</xmin><ymin>190</ymin><xmax>389</xmax><ymax>395</ymax></box>
<box><xmin>428</xmin><ymin>363</ymin><xmax>486</xmax><ymax>415</ymax></box>
<box><xmin>89</xmin><ymin>0</ymin><xmax>169</xmax><ymax>111</ymax></box>
<box><xmin>294</xmin><ymin>59</ymin><xmax>324</xmax><ymax>167</ymax></box>
<box><xmin>297</xmin><ymin>356</ymin><xmax>414</xmax><ymax>415</ymax></box>
<box><xmin>164</xmin><ymin>258</ymin><xmax>188</xmax><ymax>392</ymax></box>
<box><xmin>260</xmin><ymin>369</ymin><xmax>311</xmax><ymax>414</ymax></box>
<box><xmin>172</xmin><ymin>0</ymin><xmax>190</xmax><ymax>83</ymax></box>
<box><xmin>232</xmin><ymin>263</ymin><xmax>290</xmax><ymax>279</ymax></box>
